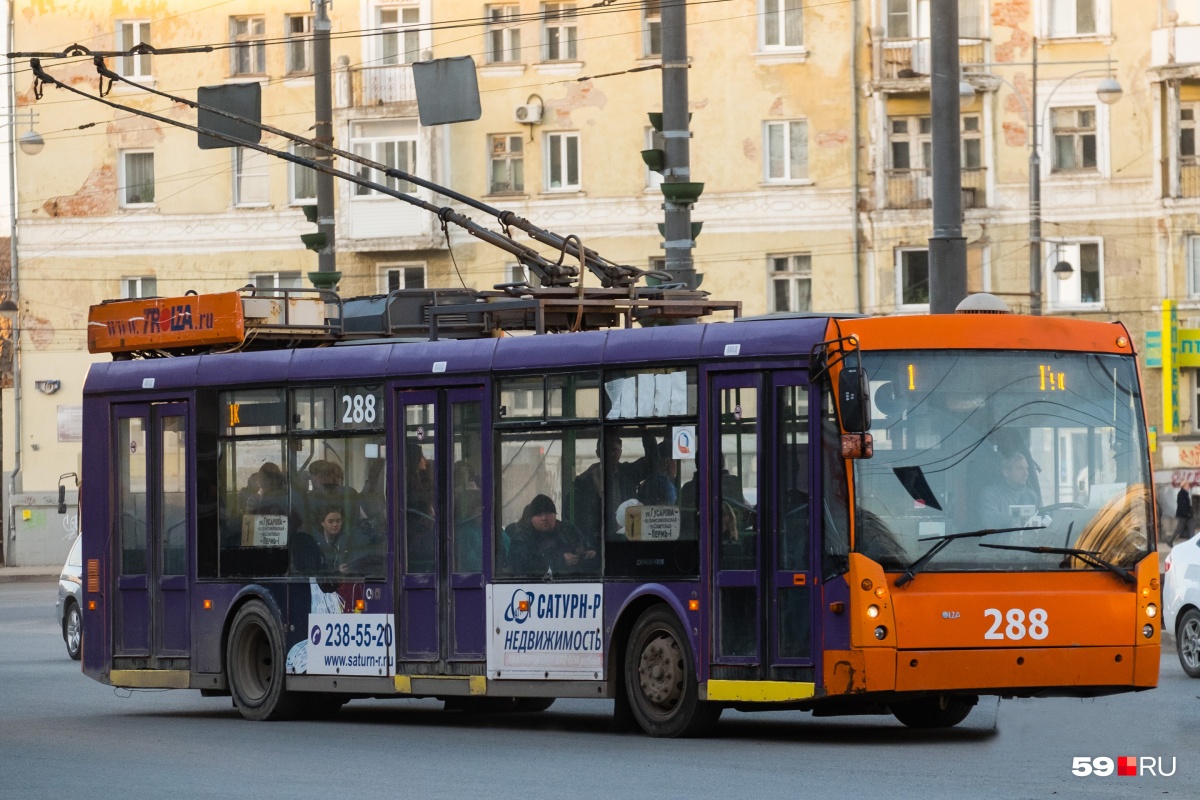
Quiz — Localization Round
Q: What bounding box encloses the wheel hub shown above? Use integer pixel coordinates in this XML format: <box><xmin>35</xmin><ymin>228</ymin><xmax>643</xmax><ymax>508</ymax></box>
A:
<box><xmin>1183</xmin><ymin>618</ymin><xmax>1200</xmax><ymax>669</ymax></box>
<box><xmin>638</xmin><ymin>632</ymin><xmax>683</xmax><ymax>711</ymax></box>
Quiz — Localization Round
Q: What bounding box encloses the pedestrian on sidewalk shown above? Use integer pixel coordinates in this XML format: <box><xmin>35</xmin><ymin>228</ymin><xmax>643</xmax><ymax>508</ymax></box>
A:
<box><xmin>1170</xmin><ymin>482</ymin><xmax>1193</xmax><ymax>546</ymax></box>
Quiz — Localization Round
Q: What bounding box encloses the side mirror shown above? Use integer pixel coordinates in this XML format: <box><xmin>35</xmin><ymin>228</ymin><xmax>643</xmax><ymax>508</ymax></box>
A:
<box><xmin>57</xmin><ymin>484</ymin><xmax>67</xmax><ymax>514</ymax></box>
<box><xmin>838</xmin><ymin>365</ymin><xmax>871</xmax><ymax>434</ymax></box>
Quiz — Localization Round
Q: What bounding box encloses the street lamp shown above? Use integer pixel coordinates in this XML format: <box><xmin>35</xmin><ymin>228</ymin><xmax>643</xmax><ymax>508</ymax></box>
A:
<box><xmin>963</xmin><ymin>40</ymin><xmax>1122</xmax><ymax>314</ymax></box>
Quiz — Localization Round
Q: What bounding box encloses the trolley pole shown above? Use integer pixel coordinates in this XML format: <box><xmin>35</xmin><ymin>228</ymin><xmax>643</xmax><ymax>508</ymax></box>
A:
<box><xmin>660</xmin><ymin>0</ymin><xmax>697</xmax><ymax>289</ymax></box>
<box><xmin>311</xmin><ymin>0</ymin><xmax>340</xmax><ymax>289</ymax></box>
<box><xmin>928</xmin><ymin>0</ymin><xmax>967</xmax><ymax>313</ymax></box>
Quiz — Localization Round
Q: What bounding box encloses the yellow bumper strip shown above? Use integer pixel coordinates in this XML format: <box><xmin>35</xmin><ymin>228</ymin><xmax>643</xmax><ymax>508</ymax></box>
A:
<box><xmin>110</xmin><ymin>669</ymin><xmax>190</xmax><ymax>689</ymax></box>
<box><xmin>393</xmin><ymin>675</ymin><xmax>487</xmax><ymax>695</ymax></box>
<box><xmin>704</xmin><ymin>679</ymin><xmax>816</xmax><ymax>703</ymax></box>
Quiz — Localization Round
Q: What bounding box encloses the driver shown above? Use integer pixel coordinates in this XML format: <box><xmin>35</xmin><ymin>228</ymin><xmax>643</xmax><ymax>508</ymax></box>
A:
<box><xmin>979</xmin><ymin>451</ymin><xmax>1039</xmax><ymax>530</ymax></box>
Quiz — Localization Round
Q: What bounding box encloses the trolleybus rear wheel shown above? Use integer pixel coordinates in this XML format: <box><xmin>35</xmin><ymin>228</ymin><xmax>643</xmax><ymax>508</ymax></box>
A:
<box><xmin>1177</xmin><ymin>608</ymin><xmax>1200</xmax><ymax>678</ymax></box>
<box><xmin>890</xmin><ymin>694</ymin><xmax>976</xmax><ymax>729</ymax></box>
<box><xmin>226</xmin><ymin>600</ymin><xmax>305</xmax><ymax>721</ymax></box>
<box><xmin>625</xmin><ymin>606</ymin><xmax>721</xmax><ymax>738</ymax></box>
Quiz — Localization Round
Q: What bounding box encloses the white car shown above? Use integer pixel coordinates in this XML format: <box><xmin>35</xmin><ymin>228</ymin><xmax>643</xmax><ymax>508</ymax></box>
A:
<box><xmin>1164</xmin><ymin>535</ymin><xmax>1200</xmax><ymax>678</ymax></box>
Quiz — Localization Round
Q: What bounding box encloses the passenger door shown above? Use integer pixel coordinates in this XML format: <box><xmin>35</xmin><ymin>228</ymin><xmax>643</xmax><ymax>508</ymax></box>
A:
<box><xmin>113</xmin><ymin>402</ymin><xmax>191</xmax><ymax>666</ymax></box>
<box><xmin>395</xmin><ymin>387</ymin><xmax>488</xmax><ymax>673</ymax></box>
<box><xmin>708</xmin><ymin>371</ymin><xmax>815</xmax><ymax>679</ymax></box>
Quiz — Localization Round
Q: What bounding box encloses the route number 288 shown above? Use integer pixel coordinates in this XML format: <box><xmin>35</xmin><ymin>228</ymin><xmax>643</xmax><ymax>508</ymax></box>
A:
<box><xmin>983</xmin><ymin>608</ymin><xmax>1049</xmax><ymax>640</ymax></box>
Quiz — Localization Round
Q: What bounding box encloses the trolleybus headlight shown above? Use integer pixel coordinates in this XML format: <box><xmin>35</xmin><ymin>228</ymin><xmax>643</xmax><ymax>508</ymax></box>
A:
<box><xmin>867</xmin><ymin>604</ymin><xmax>880</xmax><ymax>618</ymax></box>
<box><xmin>1146</xmin><ymin>603</ymin><xmax>1158</xmax><ymax>618</ymax></box>
<box><xmin>1143</xmin><ymin>624</ymin><xmax>1155</xmax><ymax>638</ymax></box>
<box><xmin>874</xmin><ymin>626</ymin><xmax>887</xmax><ymax>640</ymax></box>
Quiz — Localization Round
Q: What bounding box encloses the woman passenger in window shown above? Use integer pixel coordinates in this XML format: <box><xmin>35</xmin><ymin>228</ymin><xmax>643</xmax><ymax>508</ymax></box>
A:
<box><xmin>506</xmin><ymin>494</ymin><xmax>596</xmax><ymax>578</ymax></box>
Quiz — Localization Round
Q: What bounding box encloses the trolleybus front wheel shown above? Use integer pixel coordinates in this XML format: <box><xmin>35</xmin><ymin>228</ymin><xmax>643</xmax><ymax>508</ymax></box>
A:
<box><xmin>625</xmin><ymin>606</ymin><xmax>721</xmax><ymax>738</ymax></box>
<box><xmin>226</xmin><ymin>600</ymin><xmax>306</xmax><ymax>721</ymax></box>
<box><xmin>890</xmin><ymin>694</ymin><xmax>976</xmax><ymax>729</ymax></box>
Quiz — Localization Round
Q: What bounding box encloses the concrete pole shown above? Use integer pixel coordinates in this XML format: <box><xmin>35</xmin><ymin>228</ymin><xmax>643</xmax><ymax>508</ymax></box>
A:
<box><xmin>311</xmin><ymin>0</ymin><xmax>340</xmax><ymax>289</ymax></box>
<box><xmin>1028</xmin><ymin>41</ymin><xmax>1042</xmax><ymax>315</ymax></box>
<box><xmin>660</xmin><ymin>0</ymin><xmax>696</xmax><ymax>288</ymax></box>
<box><xmin>928</xmin><ymin>0</ymin><xmax>967</xmax><ymax>313</ymax></box>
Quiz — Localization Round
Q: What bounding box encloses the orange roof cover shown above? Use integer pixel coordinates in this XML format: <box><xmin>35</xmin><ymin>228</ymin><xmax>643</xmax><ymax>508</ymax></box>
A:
<box><xmin>88</xmin><ymin>292</ymin><xmax>246</xmax><ymax>354</ymax></box>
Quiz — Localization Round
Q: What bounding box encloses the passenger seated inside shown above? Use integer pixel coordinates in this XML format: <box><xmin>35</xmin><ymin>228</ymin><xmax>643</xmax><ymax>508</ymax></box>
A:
<box><xmin>506</xmin><ymin>494</ymin><xmax>597</xmax><ymax>578</ymax></box>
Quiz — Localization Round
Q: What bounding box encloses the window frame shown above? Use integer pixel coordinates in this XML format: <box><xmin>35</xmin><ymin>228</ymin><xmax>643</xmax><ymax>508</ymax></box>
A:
<box><xmin>768</xmin><ymin>254</ymin><xmax>813</xmax><ymax>313</ymax></box>
<box><xmin>541</xmin><ymin>3</ymin><xmax>578</xmax><ymax>62</ymax></box>
<box><xmin>233</xmin><ymin>146</ymin><xmax>271</xmax><ymax>207</ymax></box>
<box><xmin>486</xmin><ymin>5</ymin><xmax>523</xmax><ymax>64</ymax></box>
<box><xmin>1046</xmin><ymin>240</ymin><xmax>1103</xmax><ymax>309</ymax></box>
<box><xmin>378</xmin><ymin>3</ymin><xmax>422</xmax><ymax>65</ymax></box>
<box><xmin>545</xmin><ymin>131</ymin><xmax>582</xmax><ymax>192</ymax></box>
<box><xmin>121</xmin><ymin>276</ymin><xmax>158</xmax><ymax>299</ymax></box>
<box><xmin>507</xmin><ymin>263</ymin><xmax>542</xmax><ymax>288</ymax></box>
<box><xmin>488</xmin><ymin>133</ymin><xmax>525</xmax><ymax>195</ymax></box>
<box><xmin>351</xmin><ymin>123</ymin><xmax>419</xmax><ymax>198</ymax></box>
<box><xmin>119</xmin><ymin>150</ymin><xmax>156</xmax><ymax>208</ymax></box>
<box><xmin>1044</xmin><ymin>0</ymin><xmax>1106</xmax><ymax>39</ymax></box>
<box><xmin>642</xmin><ymin>0</ymin><xmax>662</xmax><ymax>57</ymax></box>
<box><xmin>379</xmin><ymin>263</ymin><xmax>427</xmax><ymax>293</ymax></box>
<box><xmin>1050</xmin><ymin>106</ymin><xmax>1097</xmax><ymax>173</ymax></box>
<box><xmin>116</xmin><ymin>20</ymin><xmax>152</xmax><ymax>79</ymax></box>
<box><xmin>764</xmin><ymin>119</ymin><xmax>809</xmax><ymax>183</ymax></box>
<box><xmin>250</xmin><ymin>272</ymin><xmax>303</xmax><ymax>293</ymax></box>
<box><xmin>895</xmin><ymin>247</ymin><xmax>930</xmax><ymax>310</ymax></box>
<box><xmin>285</xmin><ymin>13</ymin><xmax>314</xmax><ymax>75</ymax></box>
<box><xmin>760</xmin><ymin>0</ymin><xmax>804</xmax><ymax>50</ymax></box>
<box><xmin>289</xmin><ymin>143</ymin><xmax>318</xmax><ymax>205</ymax></box>
<box><xmin>644</xmin><ymin>126</ymin><xmax>665</xmax><ymax>189</ymax></box>
<box><xmin>1189</xmin><ymin>235</ymin><xmax>1200</xmax><ymax>300</ymax></box>
<box><xmin>230</xmin><ymin>16</ymin><xmax>267</xmax><ymax>76</ymax></box>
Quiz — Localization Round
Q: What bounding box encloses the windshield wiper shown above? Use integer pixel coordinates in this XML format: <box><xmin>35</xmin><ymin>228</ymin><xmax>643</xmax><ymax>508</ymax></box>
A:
<box><xmin>979</xmin><ymin>543</ymin><xmax>1136</xmax><ymax>584</ymax></box>
<box><xmin>896</xmin><ymin>526</ymin><xmax>1042</xmax><ymax>587</ymax></box>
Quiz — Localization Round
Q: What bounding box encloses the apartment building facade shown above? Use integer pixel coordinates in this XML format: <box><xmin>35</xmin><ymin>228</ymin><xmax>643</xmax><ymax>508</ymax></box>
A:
<box><xmin>2</xmin><ymin>1</ymin><xmax>1195</xmax><ymax>560</ymax></box>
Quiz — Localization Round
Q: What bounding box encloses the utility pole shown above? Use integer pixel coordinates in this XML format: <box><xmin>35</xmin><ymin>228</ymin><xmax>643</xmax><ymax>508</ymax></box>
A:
<box><xmin>928</xmin><ymin>0</ymin><xmax>967</xmax><ymax>313</ymax></box>
<box><xmin>310</xmin><ymin>0</ymin><xmax>340</xmax><ymax>289</ymax></box>
<box><xmin>1028</xmin><ymin>41</ymin><xmax>1042</xmax><ymax>315</ymax></box>
<box><xmin>660</xmin><ymin>0</ymin><xmax>697</xmax><ymax>289</ymax></box>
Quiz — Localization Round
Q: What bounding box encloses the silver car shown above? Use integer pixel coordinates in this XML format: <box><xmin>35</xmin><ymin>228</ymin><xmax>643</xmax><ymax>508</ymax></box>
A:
<box><xmin>1164</xmin><ymin>533</ymin><xmax>1200</xmax><ymax>678</ymax></box>
<box><xmin>54</xmin><ymin>536</ymin><xmax>83</xmax><ymax>660</ymax></box>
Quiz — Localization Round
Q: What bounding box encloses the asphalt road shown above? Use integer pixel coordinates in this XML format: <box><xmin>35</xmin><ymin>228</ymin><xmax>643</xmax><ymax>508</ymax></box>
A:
<box><xmin>1</xmin><ymin>582</ymin><xmax>1196</xmax><ymax>800</ymax></box>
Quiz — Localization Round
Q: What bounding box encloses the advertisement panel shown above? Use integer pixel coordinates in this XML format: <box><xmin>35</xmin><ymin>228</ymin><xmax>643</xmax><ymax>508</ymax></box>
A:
<box><xmin>487</xmin><ymin>584</ymin><xmax>604</xmax><ymax>680</ymax></box>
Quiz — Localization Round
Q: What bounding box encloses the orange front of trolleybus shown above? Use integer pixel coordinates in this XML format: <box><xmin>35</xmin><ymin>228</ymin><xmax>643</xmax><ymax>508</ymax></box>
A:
<box><xmin>814</xmin><ymin>313</ymin><xmax>1159</xmax><ymax>724</ymax></box>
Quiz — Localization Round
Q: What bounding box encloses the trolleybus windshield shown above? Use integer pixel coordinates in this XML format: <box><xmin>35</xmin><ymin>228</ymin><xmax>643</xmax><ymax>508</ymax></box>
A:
<box><xmin>853</xmin><ymin>351</ymin><xmax>1151</xmax><ymax>574</ymax></box>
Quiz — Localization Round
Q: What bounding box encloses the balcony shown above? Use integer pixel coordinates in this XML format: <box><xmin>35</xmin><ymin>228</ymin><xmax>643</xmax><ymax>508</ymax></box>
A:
<box><xmin>1152</xmin><ymin>22</ymin><xmax>1200</xmax><ymax>69</ymax></box>
<box><xmin>873</xmin><ymin>37</ymin><xmax>986</xmax><ymax>83</ymax></box>
<box><xmin>885</xmin><ymin>167</ymin><xmax>987</xmax><ymax>210</ymax></box>
<box><xmin>336</xmin><ymin>64</ymin><xmax>417</xmax><ymax>109</ymax></box>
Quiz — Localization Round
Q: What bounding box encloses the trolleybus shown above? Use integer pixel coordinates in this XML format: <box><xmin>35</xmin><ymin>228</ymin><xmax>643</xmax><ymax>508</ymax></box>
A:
<box><xmin>77</xmin><ymin>287</ymin><xmax>1160</xmax><ymax>736</ymax></box>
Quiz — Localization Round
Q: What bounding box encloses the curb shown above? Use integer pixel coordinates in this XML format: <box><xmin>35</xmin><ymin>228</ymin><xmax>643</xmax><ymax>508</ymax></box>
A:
<box><xmin>0</xmin><ymin>573</ymin><xmax>59</xmax><ymax>584</ymax></box>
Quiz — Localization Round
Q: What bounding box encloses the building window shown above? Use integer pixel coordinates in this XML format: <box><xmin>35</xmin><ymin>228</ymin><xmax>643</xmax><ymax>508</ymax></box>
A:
<box><xmin>351</xmin><ymin>121</ymin><xmax>418</xmax><ymax>197</ymax></box>
<box><xmin>1188</xmin><ymin>236</ymin><xmax>1200</xmax><ymax>299</ymax></box>
<box><xmin>121</xmin><ymin>276</ymin><xmax>157</xmax><ymax>299</ymax></box>
<box><xmin>1051</xmin><ymin>107</ymin><xmax>1097</xmax><ymax>172</ymax></box>
<box><xmin>489</xmin><ymin>134</ymin><xmax>525</xmax><ymax>194</ymax></box>
<box><xmin>762</xmin><ymin>0</ymin><xmax>803</xmax><ymax>48</ymax></box>
<box><xmin>286</xmin><ymin>14</ymin><xmax>313</xmax><ymax>74</ymax></box>
<box><xmin>890</xmin><ymin>115</ymin><xmax>932</xmax><ymax>170</ymax></box>
<box><xmin>645</xmin><ymin>127</ymin><xmax>664</xmax><ymax>189</ymax></box>
<box><xmin>251</xmin><ymin>272</ymin><xmax>303</xmax><ymax>294</ymax></box>
<box><xmin>1048</xmin><ymin>0</ymin><xmax>1097</xmax><ymax>38</ymax></box>
<box><xmin>1182</xmin><ymin>105</ymin><xmax>1198</xmax><ymax>161</ymax></box>
<box><xmin>1047</xmin><ymin>241</ymin><xmax>1102</xmax><ymax>307</ymax></box>
<box><xmin>896</xmin><ymin>249</ymin><xmax>930</xmax><ymax>308</ymax></box>
<box><xmin>234</xmin><ymin>147</ymin><xmax>270</xmax><ymax>206</ymax></box>
<box><xmin>542</xmin><ymin>3</ymin><xmax>577</xmax><ymax>61</ymax></box>
<box><xmin>117</xmin><ymin>21</ymin><xmax>152</xmax><ymax>78</ymax></box>
<box><xmin>120</xmin><ymin>151</ymin><xmax>155</xmax><ymax>206</ymax></box>
<box><xmin>290</xmin><ymin>143</ymin><xmax>317</xmax><ymax>204</ymax></box>
<box><xmin>381</xmin><ymin>264</ymin><xmax>426</xmax><ymax>292</ymax></box>
<box><xmin>486</xmin><ymin>5</ymin><xmax>522</xmax><ymax>63</ymax></box>
<box><xmin>962</xmin><ymin>115</ymin><xmax>981</xmax><ymax>168</ymax></box>
<box><xmin>545</xmin><ymin>131</ymin><xmax>581</xmax><ymax>191</ymax></box>
<box><xmin>769</xmin><ymin>254</ymin><xmax>812</xmax><ymax>312</ymax></box>
<box><xmin>379</xmin><ymin>4</ymin><xmax>421</xmax><ymax>64</ymax></box>
<box><xmin>886</xmin><ymin>0</ymin><xmax>913</xmax><ymax>37</ymax></box>
<box><xmin>765</xmin><ymin>119</ymin><xmax>808</xmax><ymax>182</ymax></box>
<box><xmin>231</xmin><ymin>16</ymin><xmax>266</xmax><ymax>76</ymax></box>
<box><xmin>643</xmin><ymin>0</ymin><xmax>661</xmax><ymax>57</ymax></box>
<box><xmin>507</xmin><ymin>263</ymin><xmax>542</xmax><ymax>288</ymax></box>
<box><xmin>959</xmin><ymin>0</ymin><xmax>982</xmax><ymax>38</ymax></box>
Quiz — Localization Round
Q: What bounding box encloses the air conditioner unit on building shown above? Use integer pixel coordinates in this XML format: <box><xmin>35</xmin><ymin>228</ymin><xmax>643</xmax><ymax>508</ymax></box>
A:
<box><xmin>514</xmin><ymin>103</ymin><xmax>543</xmax><ymax>124</ymax></box>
